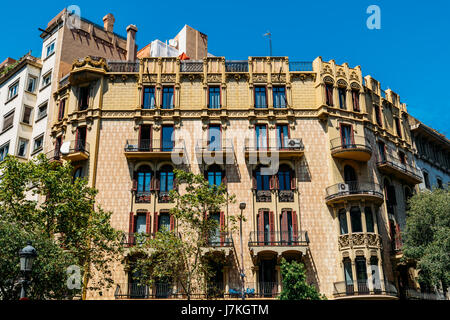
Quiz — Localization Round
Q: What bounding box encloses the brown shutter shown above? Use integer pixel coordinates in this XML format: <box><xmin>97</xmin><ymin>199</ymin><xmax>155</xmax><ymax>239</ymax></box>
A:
<box><xmin>153</xmin><ymin>212</ymin><xmax>158</xmax><ymax>235</ymax></box>
<box><xmin>222</xmin><ymin>173</ymin><xmax>227</xmax><ymax>187</ymax></box>
<box><xmin>132</xmin><ymin>179</ymin><xmax>138</xmax><ymax>192</ymax></box>
<box><xmin>257</xmin><ymin>210</ymin><xmax>264</xmax><ymax>244</ymax></box>
<box><xmin>154</xmin><ymin>176</ymin><xmax>160</xmax><ymax>191</ymax></box>
<box><xmin>350</xmin><ymin>126</ymin><xmax>355</xmax><ymax>144</ymax></box>
<box><xmin>128</xmin><ymin>212</ymin><xmax>135</xmax><ymax>246</ymax></box>
<box><xmin>220</xmin><ymin>211</ymin><xmax>225</xmax><ymax>245</ymax></box>
<box><xmin>290</xmin><ymin>170</ymin><xmax>297</xmax><ymax>190</ymax></box>
<box><xmin>281</xmin><ymin>210</ymin><xmax>288</xmax><ymax>242</ymax></box>
<box><xmin>146</xmin><ymin>211</ymin><xmax>151</xmax><ymax>234</ymax></box>
<box><xmin>252</xmin><ymin>176</ymin><xmax>257</xmax><ymax>190</ymax></box>
<box><xmin>269</xmin><ymin>211</ymin><xmax>275</xmax><ymax>244</ymax></box>
<box><xmin>170</xmin><ymin>215</ymin><xmax>175</xmax><ymax>231</ymax></box>
<box><xmin>269</xmin><ymin>176</ymin><xmax>275</xmax><ymax>190</ymax></box>
<box><xmin>292</xmin><ymin>211</ymin><xmax>298</xmax><ymax>241</ymax></box>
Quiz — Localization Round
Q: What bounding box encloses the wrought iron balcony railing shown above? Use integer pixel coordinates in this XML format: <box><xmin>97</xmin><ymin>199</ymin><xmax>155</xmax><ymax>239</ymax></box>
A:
<box><xmin>255</xmin><ymin>190</ymin><xmax>272</xmax><ymax>202</ymax></box>
<box><xmin>180</xmin><ymin>61</ymin><xmax>203</xmax><ymax>72</ymax></box>
<box><xmin>206</xmin><ymin>231</ymin><xmax>234</xmax><ymax>247</ymax></box>
<box><xmin>289</xmin><ymin>61</ymin><xmax>313</xmax><ymax>72</ymax></box>
<box><xmin>115</xmin><ymin>282</ymin><xmax>174</xmax><ymax>299</ymax></box>
<box><xmin>158</xmin><ymin>191</ymin><xmax>173</xmax><ymax>203</ymax></box>
<box><xmin>121</xmin><ymin>232</ymin><xmax>155</xmax><ymax>247</ymax></box>
<box><xmin>377</xmin><ymin>153</ymin><xmax>422</xmax><ymax>182</ymax></box>
<box><xmin>325</xmin><ymin>181</ymin><xmax>383</xmax><ymax>201</ymax></box>
<box><xmin>135</xmin><ymin>191</ymin><xmax>152</xmax><ymax>203</ymax></box>
<box><xmin>248</xmin><ymin>230</ymin><xmax>309</xmax><ymax>247</ymax></box>
<box><xmin>330</xmin><ymin>136</ymin><xmax>372</xmax><ymax>153</ymax></box>
<box><xmin>107</xmin><ymin>61</ymin><xmax>140</xmax><ymax>72</ymax></box>
<box><xmin>65</xmin><ymin>140</ymin><xmax>90</xmax><ymax>155</ymax></box>
<box><xmin>225</xmin><ymin>61</ymin><xmax>249</xmax><ymax>72</ymax></box>
<box><xmin>244</xmin><ymin>138</ymin><xmax>304</xmax><ymax>152</ymax></box>
<box><xmin>46</xmin><ymin>149</ymin><xmax>61</xmax><ymax>161</ymax></box>
<box><xmin>278</xmin><ymin>190</ymin><xmax>294</xmax><ymax>202</ymax></box>
<box><xmin>124</xmin><ymin>139</ymin><xmax>184</xmax><ymax>153</ymax></box>
<box><xmin>333</xmin><ymin>280</ymin><xmax>398</xmax><ymax>297</ymax></box>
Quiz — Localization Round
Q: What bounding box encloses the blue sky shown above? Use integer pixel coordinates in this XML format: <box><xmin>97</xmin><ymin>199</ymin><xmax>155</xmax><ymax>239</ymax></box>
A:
<box><xmin>2</xmin><ymin>0</ymin><xmax>449</xmax><ymax>135</ymax></box>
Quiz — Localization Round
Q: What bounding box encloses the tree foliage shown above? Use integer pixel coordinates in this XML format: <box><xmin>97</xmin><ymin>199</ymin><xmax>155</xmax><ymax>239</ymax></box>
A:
<box><xmin>402</xmin><ymin>187</ymin><xmax>450</xmax><ymax>292</ymax></box>
<box><xmin>279</xmin><ymin>258</ymin><xmax>325</xmax><ymax>300</ymax></box>
<box><xmin>0</xmin><ymin>154</ymin><xmax>123</xmax><ymax>299</ymax></box>
<box><xmin>131</xmin><ymin>169</ymin><xmax>237</xmax><ymax>299</ymax></box>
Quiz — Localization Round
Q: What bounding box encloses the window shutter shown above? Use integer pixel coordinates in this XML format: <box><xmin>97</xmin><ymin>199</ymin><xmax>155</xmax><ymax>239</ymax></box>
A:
<box><xmin>132</xmin><ymin>179</ymin><xmax>138</xmax><ymax>192</ymax></box>
<box><xmin>150</xmin><ymin>176</ymin><xmax>155</xmax><ymax>190</ymax></box>
<box><xmin>350</xmin><ymin>126</ymin><xmax>355</xmax><ymax>144</ymax></box>
<box><xmin>292</xmin><ymin>211</ymin><xmax>298</xmax><ymax>240</ymax></box>
<box><xmin>146</xmin><ymin>212</ymin><xmax>151</xmax><ymax>234</ymax></box>
<box><xmin>220</xmin><ymin>211</ymin><xmax>225</xmax><ymax>245</ymax></box>
<box><xmin>290</xmin><ymin>170</ymin><xmax>297</xmax><ymax>190</ymax></box>
<box><xmin>128</xmin><ymin>212</ymin><xmax>135</xmax><ymax>246</ymax></box>
<box><xmin>170</xmin><ymin>215</ymin><xmax>175</xmax><ymax>231</ymax></box>
<box><xmin>269</xmin><ymin>176</ymin><xmax>275</xmax><ymax>190</ymax></box>
<box><xmin>269</xmin><ymin>211</ymin><xmax>275</xmax><ymax>244</ymax></box>
<box><xmin>252</xmin><ymin>176</ymin><xmax>257</xmax><ymax>190</ymax></box>
<box><xmin>154</xmin><ymin>177</ymin><xmax>160</xmax><ymax>191</ymax></box>
<box><xmin>222</xmin><ymin>173</ymin><xmax>227</xmax><ymax>187</ymax></box>
<box><xmin>153</xmin><ymin>212</ymin><xmax>158</xmax><ymax>234</ymax></box>
<box><xmin>281</xmin><ymin>210</ymin><xmax>288</xmax><ymax>242</ymax></box>
<box><xmin>257</xmin><ymin>210</ymin><xmax>264</xmax><ymax>244</ymax></box>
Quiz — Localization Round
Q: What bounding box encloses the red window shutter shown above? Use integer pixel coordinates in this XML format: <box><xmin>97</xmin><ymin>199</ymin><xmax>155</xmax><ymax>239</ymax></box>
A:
<box><xmin>128</xmin><ymin>212</ymin><xmax>135</xmax><ymax>246</ymax></box>
<box><xmin>257</xmin><ymin>210</ymin><xmax>264</xmax><ymax>244</ymax></box>
<box><xmin>146</xmin><ymin>212</ymin><xmax>151</xmax><ymax>234</ymax></box>
<box><xmin>269</xmin><ymin>211</ymin><xmax>275</xmax><ymax>244</ymax></box>
<box><xmin>292</xmin><ymin>211</ymin><xmax>298</xmax><ymax>240</ymax></box>
<box><xmin>252</xmin><ymin>176</ymin><xmax>257</xmax><ymax>190</ymax></box>
<box><xmin>170</xmin><ymin>215</ymin><xmax>175</xmax><ymax>231</ymax></box>
<box><xmin>281</xmin><ymin>210</ymin><xmax>288</xmax><ymax>242</ymax></box>
<box><xmin>132</xmin><ymin>179</ymin><xmax>137</xmax><ymax>192</ymax></box>
<box><xmin>153</xmin><ymin>212</ymin><xmax>158</xmax><ymax>234</ymax></box>
<box><xmin>290</xmin><ymin>170</ymin><xmax>297</xmax><ymax>190</ymax></box>
<box><xmin>220</xmin><ymin>211</ymin><xmax>225</xmax><ymax>245</ymax></box>
<box><xmin>350</xmin><ymin>126</ymin><xmax>355</xmax><ymax>144</ymax></box>
<box><xmin>269</xmin><ymin>176</ymin><xmax>275</xmax><ymax>190</ymax></box>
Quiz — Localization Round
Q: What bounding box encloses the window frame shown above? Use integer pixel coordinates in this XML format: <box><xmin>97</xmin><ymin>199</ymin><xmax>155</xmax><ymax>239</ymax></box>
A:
<box><xmin>16</xmin><ymin>138</ymin><xmax>29</xmax><ymax>158</ymax></box>
<box><xmin>41</xmin><ymin>71</ymin><xmax>52</xmax><ymax>89</ymax></box>
<box><xmin>208</xmin><ymin>85</ymin><xmax>221</xmax><ymax>109</ymax></box>
<box><xmin>161</xmin><ymin>86</ymin><xmax>175</xmax><ymax>109</ymax></box>
<box><xmin>7</xmin><ymin>81</ymin><xmax>19</xmax><ymax>101</ymax></box>
<box><xmin>21</xmin><ymin>105</ymin><xmax>33</xmax><ymax>125</ymax></box>
<box><xmin>0</xmin><ymin>142</ymin><xmax>10</xmax><ymax>162</ymax></box>
<box><xmin>26</xmin><ymin>76</ymin><xmax>37</xmax><ymax>93</ymax></box>
<box><xmin>254</xmin><ymin>85</ymin><xmax>268</xmax><ymax>108</ymax></box>
<box><xmin>142</xmin><ymin>86</ymin><xmax>156</xmax><ymax>109</ymax></box>
<box><xmin>272</xmin><ymin>86</ymin><xmax>286</xmax><ymax>108</ymax></box>
<box><xmin>2</xmin><ymin>110</ymin><xmax>14</xmax><ymax>132</ymax></box>
<box><xmin>36</xmin><ymin>101</ymin><xmax>48</xmax><ymax>121</ymax></box>
<box><xmin>46</xmin><ymin>41</ymin><xmax>55</xmax><ymax>58</ymax></box>
<box><xmin>32</xmin><ymin>134</ymin><xmax>44</xmax><ymax>154</ymax></box>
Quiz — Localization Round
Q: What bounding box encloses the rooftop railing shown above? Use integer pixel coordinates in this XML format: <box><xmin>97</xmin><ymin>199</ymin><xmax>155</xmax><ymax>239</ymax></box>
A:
<box><xmin>289</xmin><ymin>61</ymin><xmax>313</xmax><ymax>72</ymax></box>
<box><xmin>225</xmin><ymin>61</ymin><xmax>249</xmax><ymax>72</ymax></box>
<box><xmin>180</xmin><ymin>60</ymin><xmax>203</xmax><ymax>72</ymax></box>
<box><xmin>107</xmin><ymin>61</ymin><xmax>140</xmax><ymax>73</ymax></box>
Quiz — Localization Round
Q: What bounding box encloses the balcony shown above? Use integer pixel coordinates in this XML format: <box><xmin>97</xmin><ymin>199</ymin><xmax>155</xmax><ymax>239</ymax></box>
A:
<box><xmin>180</xmin><ymin>61</ymin><xmax>203</xmax><ymax>72</ymax></box>
<box><xmin>255</xmin><ymin>190</ymin><xmax>272</xmax><ymax>202</ymax></box>
<box><xmin>135</xmin><ymin>191</ymin><xmax>151</xmax><ymax>203</ymax></box>
<box><xmin>121</xmin><ymin>232</ymin><xmax>154</xmax><ymax>248</ymax></box>
<box><xmin>124</xmin><ymin>139</ymin><xmax>185</xmax><ymax>160</ymax></box>
<box><xmin>201</xmin><ymin>232</ymin><xmax>234</xmax><ymax>256</ymax></box>
<box><xmin>325</xmin><ymin>181</ymin><xmax>384</xmax><ymax>205</ymax></box>
<box><xmin>330</xmin><ymin>136</ymin><xmax>372</xmax><ymax>162</ymax></box>
<box><xmin>61</xmin><ymin>140</ymin><xmax>90</xmax><ymax>162</ymax></box>
<box><xmin>158</xmin><ymin>191</ymin><xmax>173</xmax><ymax>203</ymax></box>
<box><xmin>225</xmin><ymin>61</ymin><xmax>248</xmax><ymax>72</ymax></box>
<box><xmin>115</xmin><ymin>282</ymin><xmax>175</xmax><ymax>299</ymax></box>
<box><xmin>244</xmin><ymin>138</ymin><xmax>305</xmax><ymax>162</ymax></box>
<box><xmin>338</xmin><ymin>233</ymin><xmax>382</xmax><ymax>251</ymax></box>
<box><xmin>46</xmin><ymin>149</ymin><xmax>62</xmax><ymax>163</ymax></box>
<box><xmin>376</xmin><ymin>154</ymin><xmax>422</xmax><ymax>184</ymax></box>
<box><xmin>195</xmin><ymin>139</ymin><xmax>236</xmax><ymax>165</ymax></box>
<box><xmin>333</xmin><ymin>280</ymin><xmax>398</xmax><ymax>300</ymax></box>
<box><xmin>278</xmin><ymin>190</ymin><xmax>295</xmax><ymax>202</ymax></box>
<box><xmin>248</xmin><ymin>231</ymin><xmax>309</xmax><ymax>257</ymax></box>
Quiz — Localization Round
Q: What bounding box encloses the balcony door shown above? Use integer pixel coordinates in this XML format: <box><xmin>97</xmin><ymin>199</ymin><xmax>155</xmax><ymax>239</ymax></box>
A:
<box><xmin>378</xmin><ymin>141</ymin><xmax>386</xmax><ymax>162</ymax></box>
<box><xmin>276</xmin><ymin>125</ymin><xmax>289</xmax><ymax>150</ymax></box>
<box><xmin>355</xmin><ymin>257</ymin><xmax>369</xmax><ymax>294</ymax></box>
<box><xmin>255</xmin><ymin>125</ymin><xmax>268</xmax><ymax>150</ymax></box>
<box><xmin>75</xmin><ymin>127</ymin><xmax>87</xmax><ymax>151</ymax></box>
<box><xmin>129</xmin><ymin>270</ymin><xmax>147</xmax><ymax>299</ymax></box>
<box><xmin>340</xmin><ymin>124</ymin><xmax>354</xmax><ymax>148</ymax></box>
<box><xmin>259</xmin><ymin>259</ymin><xmax>277</xmax><ymax>297</ymax></box>
<box><xmin>280</xmin><ymin>210</ymin><xmax>294</xmax><ymax>244</ymax></box>
<box><xmin>208</xmin><ymin>125</ymin><xmax>221</xmax><ymax>151</ymax></box>
<box><xmin>209</xmin><ymin>212</ymin><xmax>221</xmax><ymax>245</ymax></box>
<box><xmin>344</xmin><ymin>165</ymin><xmax>357</xmax><ymax>193</ymax></box>
<box><xmin>343</xmin><ymin>258</ymin><xmax>354</xmax><ymax>294</ymax></box>
<box><xmin>257</xmin><ymin>210</ymin><xmax>273</xmax><ymax>245</ymax></box>
<box><xmin>158</xmin><ymin>212</ymin><xmax>171</xmax><ymax>232</ymax></box>
<box><xmin>161</xmin><ymin>126</ymin><xmax>174</xmax><ymax>152</ymax></box>
<box><xmin>139</xmin><ymin>125</ymin><xmax>151</xmax><ymax>151</ymax></box>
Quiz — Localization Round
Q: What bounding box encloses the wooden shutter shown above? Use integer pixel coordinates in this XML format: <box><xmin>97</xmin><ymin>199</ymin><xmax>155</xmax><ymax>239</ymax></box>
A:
<box><xmin>269</xmin><ymin>211</ymin><xmax>275</xmax><ymax>244</ymax></box>
<box><xmin>222</xmin><ymin>172</ymin><xmax>227</xmax><ymax>187</ymax></box>
<box><xmin>153</xmin><ymin>212</ymin><xmax>159</xmax><ymax>235</ymax></box>
<box><xmin>350</xmin><ymin>125</ymin><xmax>355</xmax><ymax>144</ymax></box>
<box><xmin>292</xmin><ymin>211</ymin><xmax>298</xmax><ymax>241</ymax></box>
<box><xmin>257</xmin><ymin>210</ymin><xmax>264</xmax><ymax>244</ymax></box>
<box><xmin>269</xmin><ymin>176</ymin><xmax>275</xmax><ymax>190</ymax></box>
<box><xmin>154</xmin><ymin>176</ymin><xmax>160</xmax><ymax>191</ymax></box>
<box><xmin>146</xmin><ymin>212</ymin><xmax>151</xmax><ymax>234</ymax></box>
<box><xmin>281</xmin><ymin>210</ymin><xmax>288</xmax><ymax>242</ymax></box>
<box><xmin>252</xmin><ymin>176</ymin><xmax>257</xmax><ymax>190</ymax></box>
<box><xmin>128</xmin><ymin>212</ymin><xmax>135</xmax><ymax>246</ymax></box>
<box><xmin>290</xmin><ymin>170</ymin><xmax>297</xmax><ymax>190</ymax></box>
<box><xmin>220</xmin><ymin>211</ymin><xmax>225</xmax><ymax>245</ymax></box>
<box><xmin>170</xmin><ymin>215</ymin><xmax>175</xmax><ymax>231</ymax></box>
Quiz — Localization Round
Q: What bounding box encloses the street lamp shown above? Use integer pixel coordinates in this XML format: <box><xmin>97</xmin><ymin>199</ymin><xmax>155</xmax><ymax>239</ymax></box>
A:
<box><xmin>239</xmin><ymin>202</ymin><xmax>246</xmax><ymax>300</ymax></box>
<box><xmin>19</xmin><ymin>241</ymin><xmax>37</xmax><ymax>300</ymax></box>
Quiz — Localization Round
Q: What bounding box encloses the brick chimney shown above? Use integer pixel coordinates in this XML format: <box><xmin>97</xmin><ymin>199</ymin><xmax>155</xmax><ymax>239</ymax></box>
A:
<box><xmin>126</xmin><ymin>24</ymin><xmax>138</xmax><ymax>61</ymax></box>
<box><xmin>103</xmin><ymin>13</ymin><xmax>115</xmax><ymax>33</ymax></box>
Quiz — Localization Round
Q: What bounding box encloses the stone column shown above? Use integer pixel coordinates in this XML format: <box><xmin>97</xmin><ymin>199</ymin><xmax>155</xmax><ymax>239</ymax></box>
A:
<box><xmin>275</xmin><ymin>264</ymin><xmax>282</xmax><ymax>294</ymax></box>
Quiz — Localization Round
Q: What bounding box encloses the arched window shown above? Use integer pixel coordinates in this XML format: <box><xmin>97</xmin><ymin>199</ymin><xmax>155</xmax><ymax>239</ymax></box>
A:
<box><xmin>159</xmin><ymin>165</ymin><xmax>174</xmax><ymax>192</ymax></box>
<box><xmin>206</xmin><ymin>165</ymin><xmax>223</xmax><ymax>187</ymax></box>
<box><xmin>136</xmin><ymin>165</ymin><xmax>152</xmax><ymax>193</ymax></box>
<box><xmin>339</xmin><ymin>209</ymin><xmax>348</xmax><ymax>234</ymax></box>
<box><xmin>350</xmin><ymin>206</ymin><xmax>362</xmax><ymax>233</ymax></box>
<box><xmin>277</xmin><ymin>164</ymin><xmax>292</xmax><ymax>190</ymax></box>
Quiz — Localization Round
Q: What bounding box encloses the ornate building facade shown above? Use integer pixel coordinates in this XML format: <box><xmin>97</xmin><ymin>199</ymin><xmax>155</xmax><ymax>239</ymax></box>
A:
<box><xmin>46</xmin><ymin>53</ymin><xmax>435</xmax><ymax>300</ymax></box>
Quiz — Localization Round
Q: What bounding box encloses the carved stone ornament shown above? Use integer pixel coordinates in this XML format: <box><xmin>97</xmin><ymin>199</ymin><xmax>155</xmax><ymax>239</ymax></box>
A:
<box><xmin>350</xmin><ymin>71</ymin><xmax>359</xmax><ymax>81</ymax></box>
<box><xmin>322</xmin><ymin>65</ymin><xmax>333</xmax><ymax>75</ymax></box>
<box><xmin>337</xmin><ymin>79</ymin><xmax>348</xmax><ymax>88</ymax></box>
<box><xmin>336</xmin><ymin>68</ymin><xmax>346</xmax><ymax>78</ymax></box>
<box><xmin>323</xmin><ymin>76</ymin><xmax>334</xmax><ymax>84</ymax></box>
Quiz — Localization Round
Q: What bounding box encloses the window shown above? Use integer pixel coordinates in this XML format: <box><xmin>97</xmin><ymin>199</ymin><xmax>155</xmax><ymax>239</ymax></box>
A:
<box><xmin>17</xmin><ymin>138</ymin><xmax>28</xmax><ymax>158</ymax></box>
<box><xmin>206</xmin><ymin>165</ymin><xmax>223</xmax><ymax>187</ymax></box>
<box><xmin>276</xmin><ymin>124</ymin><xmax>289</xmax><ymax>149</ymax></box>
<box><xmin>338</xmin><ymin>87</ymin><xmax>346</xmax><ymax>109</ymax></box>
<box><xmin>46</xmin><ymin>42</ymin><xmax>55</xmax><ymax>57</ymax></box>
<box><xmin>73</xmin><ymin>167</ymin><xmax>83</xmax><ymax>181</ymax></box>
<box><xmin>36</xmin><ymin>102</ymin><xmax>48</xmax><ymax>120</ymax></box>
<box><xmin>340</xmin><ymin>124</ymin><xmax>354</xmax><ymax>148</ymax></box>
<box><xmin>138</xmin><ymin>125</ymin><xmax>151</xmax><ymax>151</ymax></box>
<box><xmin>355</xmin><ymin>257</ymin><xmax>368</xmax><ymax>288</ymax></box>
<box><xmin>365</xmin><ymin>207</ymin><xmax>375</xmax><ymax>233</ymax></box>
<box><xmin>135</xmin><ymin>213</ymin><xmax>147</xmax><ymax>234</ymax></box>
<box><xmin>135</xmin><ymin>165</ymin><xmax>152</xmax><ymax>203</ymax></box>
<box><xmin>75</xmin><ymin>127</ymin><xmax>87</xmax><ymax>151</ymax></box>
<box><xmin>58</xmin><ymin>99</ymin><xmax>66</xmax><ymax>121</ymax></box>
<box><xmin>79</xmin><ymin>86</ymin><xmax>89</xmax><ymax>110</ymax></box>
<box><xmin>254</xmin><ymin>86</ymin><xmax>267</xmax><ymax>108</ymax></box>
<box><xmin>423</xmin><ymin>171</ymin><xmax>430</xmax><ymax>189</ymax></box>
<box><xmin>158</xmin><ymin>212</ymin><xmax>171</xmax><ymax>232</ymax></box>
<box><xmin>343</xmin><ymin>258</ymin><xmax>353</xmax><ymax>289</ymax></box>
<box><xmin>0</xmin><ymin>142</ymin><xmax>9</xmax><ymax>161</ymax></box>
<box><xmin>41</xmin><ymin>72</ymin><xmax>51</xmax><ymax>88</ymax></box>
<box><xmin>162</xmin><ymin>87</ymin><xmax>174</xmax><ymax>109</ymax></box>
<box><xmin>374</xmin><ymin>105</ymin><xmax>382</xmax><ymax>126</ymax></box>
<box><xmin>22</xmin><ymin>106</ymin><xmax>33</xmax><ymax>124</ymax></box>
<box><xmin>159</xmin><ymin>165</ymin><xmax>174</xmax><ymax>192</ymax></box>
<box><xmin>32</xmin><ymin>135</ymin><xmax>43</xmax><ymax>153</ymax></box>
<box><xmin>208</xmin><ymin>125</ymin><xmax>221</xmax><ymax>151</ymax></box>
<box><xmin>208</xmin><ymin>86</ymin><xmax>221</xmax><ymax>109</ymax></box>
<box><xmin>378</xmin><ymin>141</ymin><xmax>386</xmax><ymax>162</ymax></box>
<box><xmin>255</xmin><ymin>124</ymin><xmax>267</xmax><ymax>150</ymax></box>
<box><xmin>2</xmin><ymin>111</ymin><xmax>14</xmax><ymax>132</ymax></box>
<box><xmin>255</xmin><ymin>169</ymin><xmax>271</xmax><ymax>191</ymax></box>
<box><xmin>273</xmin><ymin>86</ymin><xmax>286</xmax><ymax>108</ymax></box>
<box><xmin>27</xmin><ymin>76</ymin><xmax>37</xmax><ymax>93</ymax></box>
<box><xmin>394</xmin><ymin>117</ymin><xmax>402</xmax><ymax>138</ymax></box>
<box><xmin>325</xmin><ymin>83</ymin><xmax>333</xmax><ymax>106</ymax></box>
<box><xmin>161</xmin><ymin>125</ymin><xmax>174</xmax><ymax>151</ymax></box>
<box><xmin>352</xmin><ymin>89</ymin><xmax>360</xmax><ymax>111</ymax></box>
<box><xmin>350</xmin><ymin>207</ymin><xmax>362</xmax><ymax>233</ymax></box>
<box><xmin>142</xmin><ymin>86</ymin><xmax>156</xmax><ymax>109</ymax></box>
<box><xmin>398</xmin><ymin>151</ymin><xmax>406</xmax><ymax>165</ymax></box>
<box><xmin>8</xmin><ymin>81</ymin><xmax>19</xmax><ymax>100</ymax></box>
<box><xmin>277</xmin><ymin>164</ymin><xmax>292</xmax><ymax>191</ymax></box>
<box><xmin>339</xmin><ymin>209</ymin><xmax>348</xmax><ymax>235</ymax></box>
<box><xmin>437</xmin><ymin>178</ymin><xmax>443</xmax><ymax>189</ymax></box>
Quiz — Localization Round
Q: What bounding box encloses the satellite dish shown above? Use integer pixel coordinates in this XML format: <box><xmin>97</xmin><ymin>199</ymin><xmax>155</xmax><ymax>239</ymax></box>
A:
<box><xmin>60</xmin><ymin>141</ymin><xmax>70</xmax><ymax>155</ymax></box>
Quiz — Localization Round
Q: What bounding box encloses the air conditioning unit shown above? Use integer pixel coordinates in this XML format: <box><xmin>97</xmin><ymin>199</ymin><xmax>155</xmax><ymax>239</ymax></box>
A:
<box><xmin>338</xmin><ymin>183</ymin><xmax>349</xmax><ymax>192</ymax></box>
<box><xmin>287</xmin><ymin>139</ymin><xmax>303</xmax><ymax>149</ymax></box>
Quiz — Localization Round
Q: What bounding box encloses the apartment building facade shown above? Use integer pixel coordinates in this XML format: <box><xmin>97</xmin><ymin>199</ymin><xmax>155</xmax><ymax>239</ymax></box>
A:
<box><xmin>47</xmin><ymin>52</ymin><xmax>433</xmax><ymax>300</ymax></box>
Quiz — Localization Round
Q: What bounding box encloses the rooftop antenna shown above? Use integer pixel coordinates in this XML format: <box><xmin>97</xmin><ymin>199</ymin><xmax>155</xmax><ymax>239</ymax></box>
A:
<box><xmin>263</xmin><ymin>31</ymin><xmax>272</xmax><ymax>56</ymax></box>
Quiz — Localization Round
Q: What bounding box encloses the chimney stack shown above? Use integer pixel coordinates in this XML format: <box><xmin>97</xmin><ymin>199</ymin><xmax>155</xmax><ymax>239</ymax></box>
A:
<box><xmin>103</xmin><ymin>13</ymin><xmax>115</xmax><ymax>33</ymax></box>
<box><xmin>126</xmin><ymin>24</ymin><xmax>138</xmax><ymax>61</ymax></box>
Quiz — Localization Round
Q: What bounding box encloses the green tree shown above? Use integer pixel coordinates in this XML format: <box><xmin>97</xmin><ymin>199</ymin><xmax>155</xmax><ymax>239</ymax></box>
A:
<box><xmin>0</xmin><ymin>154</ymin><xmax>123</xmax><ymax>299</ymax></box>
<box><xmin>402</xmin><ymin>187</ymin><xmax>450</xmax><ymax>294</ymax></box>
<box><xmin>279</xmin><ymin>258</ymin><xmax>325</xmax><ymax>300</ymax></box>
<box><xmin>131</xmin><ymin>169</ymin><xmax>237</xmax><ymax>300</ymax></box>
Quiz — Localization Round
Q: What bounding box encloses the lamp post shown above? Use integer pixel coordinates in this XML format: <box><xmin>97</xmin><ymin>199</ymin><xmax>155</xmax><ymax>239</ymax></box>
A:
<box><xmin>239</xmin><ymin>202</ymin><xmax>246</xmax><ymax>300</ymax></box>
<box><xmin>19</xmin><ymin>241</ymin><xmax>37</xmax><ymax>300</ymax></box>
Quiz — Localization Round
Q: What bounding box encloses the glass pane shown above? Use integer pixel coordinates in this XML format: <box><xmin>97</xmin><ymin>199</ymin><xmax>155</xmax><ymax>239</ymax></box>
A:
<box><xmin>158</xmin><ymin>213</ymin><xmax>170</xmax><ymax>231</ymax></box>
<box><xmin>208</xmin><ymin>126</ymin><xmax>221</xmax><ymax>151</ymax></box>
<box><xmin>350</xmin><ymin>207</ymin><xmax>362</xmax><ymax>233</ymax></box>
<box><xmin>136</xmin><ymin>215</ymin><xmax>146</xmax><ymax>233</ymax></box>
<box><xmin>344</xmin><ymin>260</ymin><xmax>353</xmax><ymax>284</ymax></box>
<box><xmin>339</xmin><ymin>210</ymin><xmax>348</xmax><ymax>234</ymax></box>
<box><xmin>162</xmin><ymin>126</ymin><xmax>174</xmax><ymax>151</ymax></box>
<box><xmin>365</xmin><ymin>207</ymin><xmax>374</xmax><ymax>232</ymax></box>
